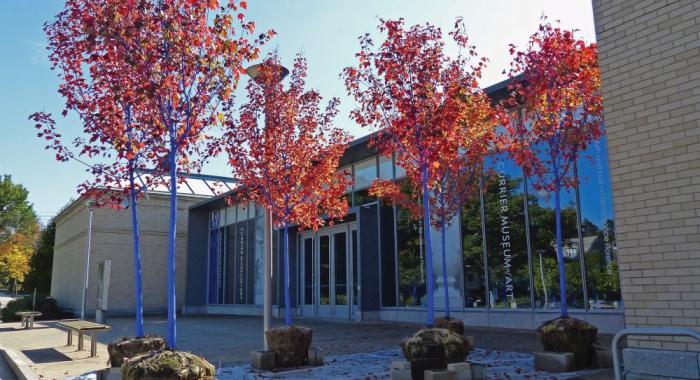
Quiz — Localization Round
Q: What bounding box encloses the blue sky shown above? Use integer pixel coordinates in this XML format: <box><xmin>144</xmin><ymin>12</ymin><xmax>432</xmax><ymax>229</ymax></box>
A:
<box><xmin>0</xmin><ymin>0</ymin><xmax>596</xmax><ymax>223</ymax></box>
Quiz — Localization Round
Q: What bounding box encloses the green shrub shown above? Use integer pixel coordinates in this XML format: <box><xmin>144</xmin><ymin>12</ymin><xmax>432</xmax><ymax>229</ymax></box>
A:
<box><xmin>1</xmin><ymin>295</ymin><xmax>71</xmax><ymax>322</ymax></box>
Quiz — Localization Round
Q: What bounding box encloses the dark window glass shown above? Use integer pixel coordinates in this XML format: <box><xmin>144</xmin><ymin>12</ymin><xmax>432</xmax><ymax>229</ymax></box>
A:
<box><xmin>352</xmin><ymin>230</ymin><xmax>359</xmax><ymax>306</ymax></box>
<box><xmin>578</xmin><ymin>135</ymin><xmax>621</xmax><ymax>309</ymax></box>
<box><xmin>381</xmin><ymin>206</ymin><xmax>397</xmax><ymax>307</ymax></box>
<box><xmin>225</xmin><ymin>225</ymin><xmax>236</xmax><ymax>304</ymax></box>
<box><xmin>335</xmin><ymin>232</ymin><xmax>348</xmax><ymax>305</ymax></box>
<box><xmin>320</xmin><ymin>235</ymin><xmax>330</xmax><ymax>305</ymax></box>
<box><xmin>483</xmin><ymin>154</ymin><xmax>532</xmax><ymax>309</ymax></box>
<box><xmin>354</xmin><ymin>189</ymin><xmax>374</xmax><ymax>207</ymax></box>
<box><xmin>462</xmin><ymin>184</ymin><xmax>486</xmax><ymax>308</ymax></box>
<box><xmin>304</xmin><ymin>238</ymin><xmax>313</xmax><ymax>305</ymax></box>
<box><xmin>397</xmin><ymin>206</ymin><xmax>425</xmax><ymax>307</ymax></box>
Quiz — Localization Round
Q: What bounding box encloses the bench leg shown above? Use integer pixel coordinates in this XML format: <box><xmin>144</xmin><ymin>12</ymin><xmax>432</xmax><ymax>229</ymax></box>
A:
<box><xmin>67</xmin><ymin>330</ymin><xmax>73</xmax><ymax>346</ymax></box>
<box><xmin>78</xmin><ymin>332</ymin><xmax>84</xmax><ymax>351</ymax></box>
<box><xmin>90</xmin><ymin>332</ymin><xmax>97</xmax><ymax>357</ymax></box>
<box><xmin>29</xmin><ymin>317</ymin><xmax>34</xmax><ymax>329</ymax></box>
<box><xmin>21</xmin><ymin>317</ymin><xmax>27</xmax><ymax>329</ymax></box>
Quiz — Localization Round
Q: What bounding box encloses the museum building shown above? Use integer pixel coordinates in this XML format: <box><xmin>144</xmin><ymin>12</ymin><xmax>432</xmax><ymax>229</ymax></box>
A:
<box><xmin>184</xmin><ymin>80</ymin><xmax>624</xmax><ymax>333</ymax></box>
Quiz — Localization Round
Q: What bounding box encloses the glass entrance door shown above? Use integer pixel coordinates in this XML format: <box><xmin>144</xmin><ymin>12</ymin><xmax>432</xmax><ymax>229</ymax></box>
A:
<box><xmin>300</xmin><ymin>223</ymin><xmax>356</xmax><ymax>320</ymax></box>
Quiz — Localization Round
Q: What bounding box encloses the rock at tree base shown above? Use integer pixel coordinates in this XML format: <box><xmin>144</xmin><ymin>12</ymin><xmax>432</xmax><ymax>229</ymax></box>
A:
<box><xmin>121</xmin><ymin>350</ymin><xmax>215</xmax><ymax>380</ymax></box>
<box><xmin>108</xmin><ymin>335</ymin><xmax>167</xmax><ymax>367</ymax></box>
<box><xmin>537</xmin><ymin>317</ymin><xmax>598</xmax><ymax>368</ymax></box>
<box><xmin>401</xmin><ymin>328</ymin><xmax>470</xmax><ymax>364</ymax></box>
<box><xmin>265</xmin><ymin>325</ymin><xmax>313</xmax><ymax>367</ymax></box>
<box><xmin>434</xmin><ymin>317</ymin><xmax>465</xmax><ymax>336</ymax></box>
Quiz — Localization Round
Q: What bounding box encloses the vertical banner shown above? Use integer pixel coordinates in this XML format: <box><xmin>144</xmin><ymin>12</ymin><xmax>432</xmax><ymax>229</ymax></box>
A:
<box><xmin>235</xmin><ymin>219</ymin><xmax>249</xmax><ymax>304</ymax></box>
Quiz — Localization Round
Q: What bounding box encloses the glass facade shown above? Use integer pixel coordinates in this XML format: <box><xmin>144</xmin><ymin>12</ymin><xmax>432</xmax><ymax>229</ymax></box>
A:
<box><xmin>205</xmin><ymin>133</ymin><xmax>620</xmax><ymax>314</ymax></box>
<box><xmin>483</xmin><ymin>154</ymin><xmax>531</xmax><ymax>309</ymax></box>
<box><xmin>207</xmin><ymin>204</ymin><xmax>262</xmax><ymax>305</ymax></box>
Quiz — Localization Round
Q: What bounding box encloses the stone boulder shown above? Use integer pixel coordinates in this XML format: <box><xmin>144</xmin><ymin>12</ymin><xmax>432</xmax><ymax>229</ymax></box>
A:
<box><xmin>265</xmin><ymin>325</ymin><xmax>313</xmax><ymax>367</ymax></box>
<box><xmin>121</xmin><ymin>350</ymin><xmax>215</xmax><ymax>380</ymax></box>
<box><xmin>400</xmin><ymin>328</ymin><xmax>470</xmax><ymax>364</ymax></box>
<box><xmin>107</xmin><ymin>335</ymin><xmax>167</xmax><ymax>367</ymax></box>
<box><xmin>537</xmin><ymin>317</ymin><xmax>598</xmax><ymax>368</ymax></box>
<box><xmin>434</xmin><ymin>317</ymin><xmax>465</xmax><ymax>336</ymax></box>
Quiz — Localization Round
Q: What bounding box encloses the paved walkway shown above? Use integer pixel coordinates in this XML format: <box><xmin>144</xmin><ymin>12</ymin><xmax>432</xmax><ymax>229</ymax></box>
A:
<box><xmin>0</xmin><ymin>315</ymin><xmax>614</xmax><ymax>379</ymax></box>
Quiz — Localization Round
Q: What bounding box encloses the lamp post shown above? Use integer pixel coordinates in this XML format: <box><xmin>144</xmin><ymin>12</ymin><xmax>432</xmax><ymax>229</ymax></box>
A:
<box><xmin>81</xmin><ymin>199</ymin><xmax>95</xmax><ymax>320</ymax></box>
<box><xmin>246</xmin><ymin>62</ymin><xmax>288</xmax><ymax>350</ymax></box>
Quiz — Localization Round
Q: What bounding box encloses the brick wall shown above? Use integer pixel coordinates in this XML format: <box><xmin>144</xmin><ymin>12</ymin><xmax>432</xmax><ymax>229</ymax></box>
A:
<box><xmin>593</xmin><ymin>0</ymin><xmax>700</xmax><ymax>350</ymax></box>
<box><xmin>52</xmin><ymin>193</ymin><xmax>205</xmax><ymax>316</ymax></box>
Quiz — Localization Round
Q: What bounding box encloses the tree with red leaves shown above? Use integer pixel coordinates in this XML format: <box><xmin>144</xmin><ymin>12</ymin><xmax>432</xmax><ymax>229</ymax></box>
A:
<box><xmin>344</xmin><ymin>18</ymin><xmax>491</xmax><ymax>325</ymax></box>
<box><xmin>32</xmin><ymin>0</ymin><xmax>271</xmax><ymax>348</ymax></box>
<box><xmin>504</xmin><ymin>19</ymin><xmax>603</xmax><ymax>318</ymax></box>
<box><xmin>225</xmin><ymin>53</ymin><xmax>351</xmax><ymax>326</ymax></box>
<box><xmin>29</xmin><ymin>0</ymin><xmax>169</xmax><ymax>338</ymax></box>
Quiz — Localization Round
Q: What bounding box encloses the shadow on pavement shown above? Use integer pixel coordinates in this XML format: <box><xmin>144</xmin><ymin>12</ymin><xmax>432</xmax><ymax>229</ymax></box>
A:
<box><xmin>22</xmin><ymin>348</ymin><xmax>72</xmax><ymax>364</ymax></box>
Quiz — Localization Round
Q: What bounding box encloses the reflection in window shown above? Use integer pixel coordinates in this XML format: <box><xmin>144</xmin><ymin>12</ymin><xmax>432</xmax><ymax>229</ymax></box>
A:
<box><xmin>397</xmin><ymin>204</ymin><xmax>425</xmax><ymax>307</ymax></box>
<box><xmin>339</xmin><ymin>166</ymin><xmax>353</xmax><ymax>194</ymax></box>
<box><xmin>320</xmin><ymin>235</ymin><xmax>330</xmax><ymax>305</ymax></box>
<box><xmin>352</xmin><ymin>230</ymin><xmax>359</xmax><ymax>306</ymax></box>
<box><xmin>354</xmin><ymin>189</ymin><xmax>374</xmax><ymax>206</ymax></box>
<box><xmin>578</xmin><ymin>136</ymin><xmax>621</xmax><ymax>309</ymax></box>
<box><xmin>354</xmin><ymin>158</ymin><xmax>377</xmax><ymax>190</ymax></box>
<box><xmin>335</xmin><ymin>232</ymin><xmax>348</xmax><ymax>305</ymax></box>
<box><xmin>379</xmin><ymin>155</ymin><xmax>393</xmax><ymax>179</ymax></box>
<box><xmin>461</xmin><ymin>182</ymin><xmax>486</xmax><ymax>308</ymax></box>
<box><xmin>483</xmin><ymin>155</ymin><xmax>532</xmax><ymax>309</ymax></box>
<box><xmin>529</xmin><ymin>171</ymin><xmax>585</xmax><ymax>310</ymax></box>
<box><xmin>304</xmin><ymin>238</ymin><xmax>313</xmax><ymax>305</ymax></box>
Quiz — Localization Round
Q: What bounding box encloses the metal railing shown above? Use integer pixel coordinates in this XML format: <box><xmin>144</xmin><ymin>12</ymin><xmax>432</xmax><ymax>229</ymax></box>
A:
<box><xmin>612</xmin><ymin>327</ymin><xmax>700</xmax><ymax>380</ymax></box>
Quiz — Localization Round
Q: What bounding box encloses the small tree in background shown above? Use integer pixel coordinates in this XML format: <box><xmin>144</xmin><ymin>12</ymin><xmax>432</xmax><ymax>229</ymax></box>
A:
<box><xmin>504</xmin><ymin>19</ymin><xmax>603</xmax><ymax>318</ymax></box>
<box><xmin>225</xmin><ymin>53</ymin><xmax>351</xmax><ymax>327</ymax></box>
<box><xmin>344</xmin><ymin>18</ymin><xmax>489</xmax><ymax>326</ymax></box>
<box><xmin>23</xmin><ymin>217</ymin><xmax>57</xmax><ymax>295</ymax></box>
<box><xmin>0</xmin><ymin>175</ymin><xmax>39</xmax><ymax>289</ymax></box>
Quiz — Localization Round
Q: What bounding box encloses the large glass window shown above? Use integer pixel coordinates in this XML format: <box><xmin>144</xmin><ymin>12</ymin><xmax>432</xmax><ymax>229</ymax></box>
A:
<box><xmin>397</xmin><ymin>205</ymin><xmax>425</xmax><ymax>307</ymax></box>
<box><xmin>577</xmin><ymin>136</ymin><xmax>621</xmax><ymax>309</ymax></box>
<box><xmin>462</xmin><ymin>182</ymin><xmax>486</xmax><ymax>308</ymax></box>
<box><xmin>379</xmin><ymin>155</ymin><xmax>393</xmax><ymax>179</ymax></box>
<box><xmin>354</xmin><ymin>158</ymin><xmax>377</xmax><ymax>190</ymax></box>
<box><xmin>528</xmin><ymin>159</ymin><xmax>585</xmax><ymax>310</ymax></box>
<box><xmin>381</xmin><ymin>206</ymin><xmax>397</xmax><ymax>307</ymax></box>
<box><xmin>335</xmin><ymin>232</ymin><xmax>348</xmax><ymax>305</ymax></box>
<box><xmin>320</xmin><ymin>235</ymin><xmax>330</xmax><ymax>305</ymax></box>
<box><xmin>303</xmin><ymin>237</ymin><xmax>313</xmax><ymax>305</ymax></box>
<box><xmin>254</xmin><ymin>207</ymin><xmax>264</xmax><ymax>305</ymax></box>
<box><xmin>483</xmin><ymin>154</ymin><xmax>532</xmax><ymax>309</ymax></box>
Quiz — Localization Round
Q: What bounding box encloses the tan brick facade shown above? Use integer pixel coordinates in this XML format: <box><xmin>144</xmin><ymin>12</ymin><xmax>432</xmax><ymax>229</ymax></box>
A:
<box><xmin>51</xmin><ymin>193</ymin><xmax>206</xmax><ymax>316</ymax></box>
<box><xmin>593</xmin><ymin>0</ymin><xmax>700</xmax><ymax>350</ymax></box>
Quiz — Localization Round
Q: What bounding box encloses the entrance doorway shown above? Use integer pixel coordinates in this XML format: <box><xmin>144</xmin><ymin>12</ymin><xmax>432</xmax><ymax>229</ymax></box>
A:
<box><xmin>300</xmin><ymin>223</ymin><xmax>358</xmax><ymax>320</ymax></box>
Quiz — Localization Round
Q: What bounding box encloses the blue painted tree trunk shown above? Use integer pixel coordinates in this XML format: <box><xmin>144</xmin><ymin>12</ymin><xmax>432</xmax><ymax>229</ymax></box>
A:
<box><xmin>440</xmin><ymin>212</ymin><xmax>450</xmax><ymax>318</ymax></box>
<box><xmin>553</xmin><ymin>152</ymin><xmax>568</xmax><ymax>318</ymax></box>
<box><xmin>283</xmin><ymin>222</ymin><xmax>292</xmax><ymax>325</ymax></box>
<box><xmin>421</xmin><ymin>166</ymin><xmax>435</xmax><ymax>326</ymax></box>
<box><xmin>166</xmin><ymin>146</ymin><xmax>178</xmax><ymax>348</ymax></box>
<box><xmin>128</xmin><ymin>167</ymin><xmax>145</xmax><ymax>338</ymax></box>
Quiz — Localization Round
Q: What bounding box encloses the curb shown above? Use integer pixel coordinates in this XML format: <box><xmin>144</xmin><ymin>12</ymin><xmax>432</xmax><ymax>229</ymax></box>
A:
<box><xmin>0</xmin><ymin>344</ymin><xmax>38</xmax><ymax>380</ymax></box>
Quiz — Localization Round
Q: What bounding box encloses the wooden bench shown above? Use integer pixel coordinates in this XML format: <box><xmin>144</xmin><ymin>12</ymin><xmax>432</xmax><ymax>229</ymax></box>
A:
<box><xmin>15</xmin><ymin>311</ymin><xmax>42</xmax><ymax>329</ymax></box>
<box><xmin>57</xmin><ymin>319</ymin><xmax>111</xmax><ymax>357</ymax></box>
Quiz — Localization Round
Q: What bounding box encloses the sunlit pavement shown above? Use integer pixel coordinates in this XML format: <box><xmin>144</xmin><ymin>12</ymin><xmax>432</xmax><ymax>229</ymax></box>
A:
<box><xmin>0</xmin><ymin>315</ymin><xmax>614</xmax><ymax>379</ymax></box>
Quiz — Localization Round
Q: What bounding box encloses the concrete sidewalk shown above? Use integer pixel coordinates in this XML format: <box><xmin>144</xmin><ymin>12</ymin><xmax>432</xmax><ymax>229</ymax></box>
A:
<box><xmin>0</xmin><ymin>315</ymin><xmax>614</xmax><ymax>379</ymax></box>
